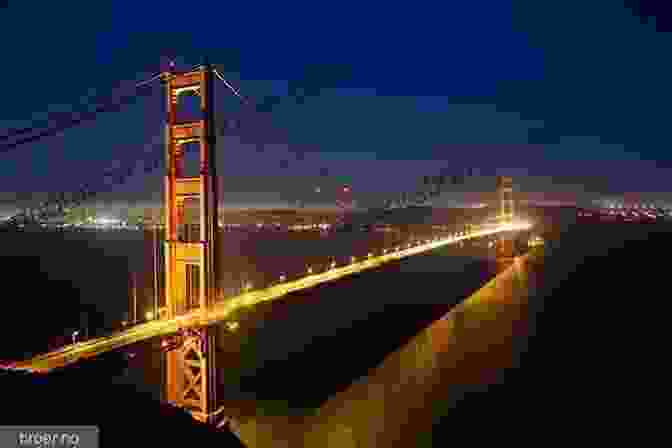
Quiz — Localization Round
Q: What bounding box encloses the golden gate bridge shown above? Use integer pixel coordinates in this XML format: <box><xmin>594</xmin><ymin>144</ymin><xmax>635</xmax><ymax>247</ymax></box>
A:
<box><xmin>0</xmin><ymin>59</ymin><xmax>529</xmax><ymax>432</ymax></box>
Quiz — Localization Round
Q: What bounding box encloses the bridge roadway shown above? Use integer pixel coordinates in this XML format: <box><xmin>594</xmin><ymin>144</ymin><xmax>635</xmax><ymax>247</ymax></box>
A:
<box><xmin>11</xmin><ymin>222</ymin><xmax>530</xmax><ymax>373</ymax></box>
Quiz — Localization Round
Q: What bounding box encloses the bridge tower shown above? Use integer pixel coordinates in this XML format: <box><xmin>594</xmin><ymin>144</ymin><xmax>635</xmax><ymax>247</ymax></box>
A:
<box><xmin>161</xmin><ymin>61</ymin><xmax>223</xmax><ymax>426</ymax></box>
<box><xmin>497</xmin><ymin>176</ymin><xmax>514</xmax><ymax>224</ymax></box>
<box><xmin>496</xmin><ymin>176</ymin><xmax>515</xmax><ymax>259</ymax></box>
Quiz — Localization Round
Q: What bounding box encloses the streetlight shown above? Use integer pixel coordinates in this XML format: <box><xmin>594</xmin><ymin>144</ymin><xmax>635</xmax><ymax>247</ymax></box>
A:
<box><xmin>330</xmin><ymin>260</ymin><xmax>336</xmax><ymax>269</ymax></box>
<box><xmin>153</xmin><ymin>213</ymin><xmax>160</xmax><ymax>323</ymax></box>
<box><xmin>146</xmin><ymin>311</ymin><xmax>154</xmax><ymax>321</ymax></box>
<box><xmin>307</xmin><ymin>266</ymin><xmax>313</xmax><ymax>274</ymax></box>
<box><xmin>72</xmin><ymin>331</ymin><xmax>80</xmax><ymax>344</ymax></box>
<box><xmin>130</xmin><ymin>272</ymin><xmax>138</xmax><ymax>324</ymax></box>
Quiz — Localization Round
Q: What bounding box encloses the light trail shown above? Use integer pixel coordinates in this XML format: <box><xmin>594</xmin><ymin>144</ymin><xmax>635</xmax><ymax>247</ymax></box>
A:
<box><xmin>9</xmin><ymin>222</ymin><xmax>531</xmax><ymax>373</ymax></box>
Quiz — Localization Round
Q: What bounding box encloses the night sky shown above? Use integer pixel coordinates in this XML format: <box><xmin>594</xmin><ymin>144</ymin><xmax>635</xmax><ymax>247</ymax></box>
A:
<box><xmin>1</xmin><ymin>0</ymin><xmax>671</xmax><ymax>211</ymax></box>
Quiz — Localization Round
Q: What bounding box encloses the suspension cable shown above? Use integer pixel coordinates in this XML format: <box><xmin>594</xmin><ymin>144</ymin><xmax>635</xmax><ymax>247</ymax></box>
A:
<box><xmin>213</xmin><ymin>69</ymin><xmax>247</xmax><ymax>104</ymax></box>
<box><xmin>1</xmin><ymin>65</ymin><xmax>203</xmax><ymax>226</ymax></box>
<box><xmin>0</xmin><ymin>71</ymin><xmax>164</xmax><ymax>144</ymax></box>
<box><xmin>211</xmin><ymin>66</ymin><xmax>474</xmax><ymax>215</ymax></box>
<box><xmin>0</xmin><ymin>86</ymin><xmax>159</xmax><ymax>155</ymax></box>
<box><xmin>0</xmin><ymin>130</ymin><xmax>165</xmax><ymax>228</ymax></box>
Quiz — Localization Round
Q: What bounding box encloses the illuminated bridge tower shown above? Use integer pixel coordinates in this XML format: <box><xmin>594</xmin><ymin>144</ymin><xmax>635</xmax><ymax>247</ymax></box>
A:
<box><xmin>162</xmin><ymin>62</ymin><xmax>222</xmax><ymax>426</ymax></box>
<box><xmin>497</xmin><ymin>176</ymin><xmax>514</xmax><ymax>225</ymax></box>
<box><xmin>496</xmin><ymin>176</ymin><xmax>515</xmax><ymax>259</ymax></box>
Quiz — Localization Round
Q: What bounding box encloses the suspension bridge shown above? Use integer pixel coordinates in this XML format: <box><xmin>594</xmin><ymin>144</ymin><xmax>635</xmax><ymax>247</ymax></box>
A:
<box><xmin>1</xmin><ymin>61</ymin><xmax>530</xmax><ymax>431</ymax></box>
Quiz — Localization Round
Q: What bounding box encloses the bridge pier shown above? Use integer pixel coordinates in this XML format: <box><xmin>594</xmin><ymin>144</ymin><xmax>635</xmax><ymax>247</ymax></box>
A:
<box><xmin>165</xmin><ymin>327</ymin><xmax>223</xmax><ymax>426</ymax></box>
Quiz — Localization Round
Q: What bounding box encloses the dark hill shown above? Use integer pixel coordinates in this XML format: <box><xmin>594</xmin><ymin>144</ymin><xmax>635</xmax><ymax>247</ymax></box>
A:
<box><xmin>1</xmin><ymin>361</ymin><xmax>245</xmax><ymax>447</ymax></box>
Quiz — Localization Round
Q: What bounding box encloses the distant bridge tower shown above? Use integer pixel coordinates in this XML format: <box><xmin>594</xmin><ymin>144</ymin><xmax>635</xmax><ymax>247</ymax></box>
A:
<box><xmin>162</xmin><ymin>61</ymin><xmax>223</xmax><ymax>427</ymax></box>
<box><xmin>497</xmin><ymin>175</ymin><xmax>514</xmax><ymax>224</ymax></box>
<box><xmin>496</xmin><ymin>176</ymin><xmax>515</xmax><ymax>259</ymax></box>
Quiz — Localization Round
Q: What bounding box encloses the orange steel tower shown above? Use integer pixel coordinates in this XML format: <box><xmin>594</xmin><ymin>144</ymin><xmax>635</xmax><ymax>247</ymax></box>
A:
<box><xmin>497</xmin><ymin>175</ymin><xmax>514</xmax><ymax>224</ymax></box>
<box><xmin>496</xmin><ymin>176</ymin><xmax>515</xmax><ymax>259</ymax></box>
<box><xmin>161</xmin><ymin>61</ymin><xmax>222</xmax><ymax>426</ymax></box>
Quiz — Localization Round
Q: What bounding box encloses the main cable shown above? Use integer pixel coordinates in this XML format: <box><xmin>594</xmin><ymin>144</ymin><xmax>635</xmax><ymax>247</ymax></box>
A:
<box><xmin>0</xmin><ymin>71</ymin><xmax>164</xmax><ymax>145</ymax></box>
<box><xmin>0</xmin><ymin>84</ymin><xmax>159</xmax><ymax>155</ymax></box>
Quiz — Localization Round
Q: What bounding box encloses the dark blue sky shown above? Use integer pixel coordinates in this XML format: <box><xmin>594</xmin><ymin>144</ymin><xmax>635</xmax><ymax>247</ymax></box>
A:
<box><xmin>1</xmin><ymin>0</ymin><xmax>670</xmax><ymax>209</ymax></box>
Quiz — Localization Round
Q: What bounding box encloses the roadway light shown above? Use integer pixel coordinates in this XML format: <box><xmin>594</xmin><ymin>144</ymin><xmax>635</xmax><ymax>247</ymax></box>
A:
<box><xmin>279</xmin><ymin>274</ymin><xmax>286</xmax><ymax>282</ymax></box>
<box><xmin>72</xmin><ymin>331</ymin><xmax>80</xmax><ymax>344</ymax></box>
<box><xmin>330</xmin><ymin>260</ymin><xmax>336</xmax><ymax>269</ymax></box>
<box><xmin>244</xmin><ymin>281</ymin><xmax>253</xmax><ymax>291</ymax></box>
<box><xmin>367</xmin><ymin>253</ymin><xmax>372</xmax><ymax>258</ymax></box>
<box><xmin>383</xmin><ymin>249</ymin><xmax>387</xmax><ymax>254</ymax></box>
<box><xmin>307</xmin><ymin>266</ymin><xmax>313</xmax><ymax>274</ymax></box>
<box><xmin>146</xmin><ymin>311</ymin><xmax>154</xmax><ymax>320</ymax></box>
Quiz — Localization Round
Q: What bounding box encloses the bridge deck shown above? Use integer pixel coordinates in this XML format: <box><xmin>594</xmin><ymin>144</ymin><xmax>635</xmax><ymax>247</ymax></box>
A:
<box><xmin>11</xmin><ymin>223</ymin><xmax>529</xmax><ymax>373</ymax></box>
